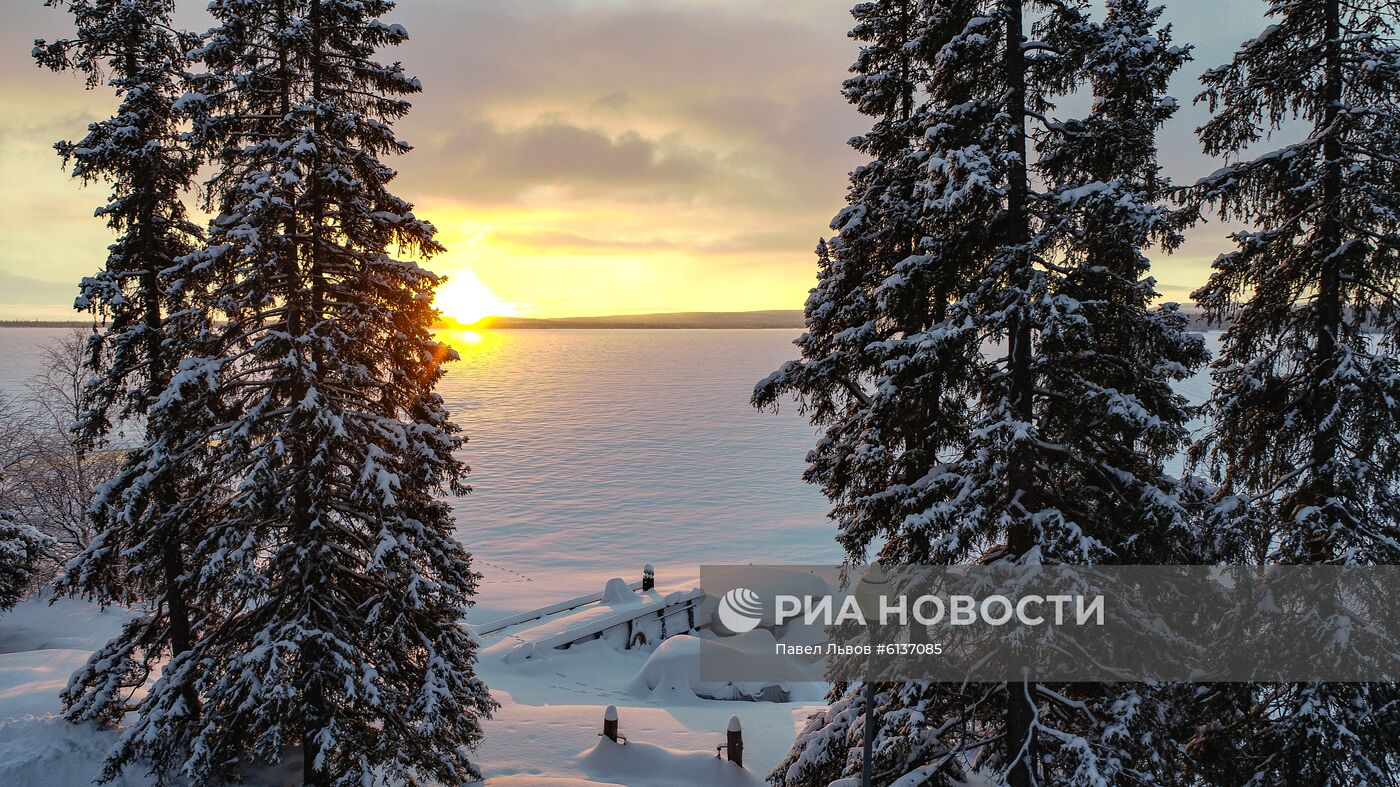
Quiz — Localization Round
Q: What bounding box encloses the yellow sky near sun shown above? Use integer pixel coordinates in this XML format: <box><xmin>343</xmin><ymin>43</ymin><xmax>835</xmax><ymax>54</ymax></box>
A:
<box><xmin>422</xmin><ymin>211</ymin><xmax>1222</xmax><ymax>324</ymax></box>
<box><xmin>419</xmin><ymin>199</ymin><xmax>825</xmax><ymax>323</ymax></box>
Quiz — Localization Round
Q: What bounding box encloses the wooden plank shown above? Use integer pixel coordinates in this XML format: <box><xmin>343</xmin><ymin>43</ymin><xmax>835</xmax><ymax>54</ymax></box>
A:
<box><xmin>472</xmin><ymin>580</ymin><xmax>645</xmax><ymax>636</ymax></box>
<box><xmin>543</xmin><ymin>589</ymin><xmax>706</xmax><ymax>651</ymax></box>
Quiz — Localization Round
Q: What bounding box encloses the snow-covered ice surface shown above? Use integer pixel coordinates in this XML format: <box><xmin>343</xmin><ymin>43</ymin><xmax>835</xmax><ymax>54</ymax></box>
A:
<box><xmin>0</xmin><ymin>327</ymin><xmax>1217</xmax><ymax>623</ymax></box>
<box><xmin>0</xmin><ymin>328</ymin><xmax>1220</xmax><ymax>784</ymax></box>
<box><xmin>0</xmin><ymin>328</ymin><xmax>845</xmax><ymax>625</ymax></box>
<box><xmin>428</xmin><ymin>329</ymin><xmax>848</xmax><ymax>621</ymax></box>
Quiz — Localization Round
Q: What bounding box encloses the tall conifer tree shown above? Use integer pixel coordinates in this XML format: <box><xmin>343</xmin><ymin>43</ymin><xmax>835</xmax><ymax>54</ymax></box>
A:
<box><xmin>32</xmin><ymin>0</ymin><xmax>209</xmax><ymax>737</ymax></box>
<box><xmin>758</xmin><ymin>3</ymin><xmax>969</xmax><ymax>781</ymax></box>
<box><xmin>762</xmin><ymin>1</ymin><xmax>1206</xmax><ymax>783</ymax></box>
<box><xmin>1185</xmin><ymin>1</ymin><xmax>1400</xmax><ymax>782</ymax></box>
<box><xmin>1189</xmin><ymin>0</ymin><xmax>1400</xmax><ymax>567</ymax></box>
<box><xmin>93</xmin><ymin>1</ymin><xmax>498</xmax><ymax>783</ymax></box>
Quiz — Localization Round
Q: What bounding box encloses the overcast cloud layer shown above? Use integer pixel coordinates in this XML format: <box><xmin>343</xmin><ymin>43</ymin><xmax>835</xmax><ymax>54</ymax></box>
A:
<box><xmin>1</xmin><ymin>0</ymin><xmax>1276</xmax><ymax>319</ymax></box>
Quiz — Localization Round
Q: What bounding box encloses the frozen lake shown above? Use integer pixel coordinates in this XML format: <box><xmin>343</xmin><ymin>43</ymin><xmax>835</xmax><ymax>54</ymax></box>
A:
<box><xmin>0</xmin><ymin>326</ymin><xmax>841</xmax><ymax>621</ymax></box>
<box><xmin>433</xmin><ymin>327</ymin><xmax>843</xmax><ymax>619</ymax></box>
<box><xmin>0</xmin><ymin>325</ymin><xmax>1216</xmax><ymax>623</ymax></box>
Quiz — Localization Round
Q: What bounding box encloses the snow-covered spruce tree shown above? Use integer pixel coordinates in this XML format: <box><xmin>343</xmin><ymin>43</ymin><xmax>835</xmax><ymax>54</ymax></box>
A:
<box><xmin>1033</xmin><ymin>0</ymin><xmax>1206</xmax><ymax>567</ymax></box>
<box><xmin>758</xmin><ymin>2</ymin><xmax>971</xmax><ymax>783</ymax></box>
<box><xmin>756</xmin><ymin>0</ymin><xmax>958</xmax><ymax>569</ymax></box>
<box><xmin>0</xmin><ymin>508</ymin><xmax>44</xmax><ymax>613</ymax></box>
<box><xmin>1183</xmin><ymin>1</ymin><xmax>1400</xmax><ymax>783</ymax></box>
<box><xmin>32</xmin><ymin>0</ymin><xmax>209</xmax><ymax>732</ymax></box>
<box><xmin>1022</xmin><ymin>2</ymin><xmax>1209</xmax><ymax>778</ymax></box>
<box><xmin>94</xmin><ymin>1</ymin><xmax>496</xmax><ymax>784</ymax></box>
<box><xmin>1188</xmin><ymin>0</ymin><xmax>1400</xmax><ymax>570</ymax></box>
<box><xmin>762</xmin><ymin>2</ymin><xmax>1208</xmax><ymax>785</ymax></box>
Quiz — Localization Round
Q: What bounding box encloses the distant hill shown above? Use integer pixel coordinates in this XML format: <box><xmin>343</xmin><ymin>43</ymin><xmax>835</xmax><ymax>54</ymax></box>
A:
<box><xmin>0</xmin><ymin>313</ymin><xmax>809</xmax><ymax>330</ymax></box>
<box><xmin>458</xmin><ymin>306</ymin><xmax>1228</xmax><ymax>331</ymax></box>
<box><xmin>461</xmin><ymin>310</ymin><xmax>807</xmax><ymax>330</ymax></box>
<box><xmin>6</xmin><ymin>306</ymin><xmax>1224</xmax><ymax>332</ymax></box>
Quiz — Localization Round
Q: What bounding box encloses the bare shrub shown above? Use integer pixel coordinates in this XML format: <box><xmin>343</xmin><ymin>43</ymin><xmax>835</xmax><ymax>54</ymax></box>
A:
<box><xmin>0</xmin><ymin>328</ymin><xmax>123</xmax><ymax>589</ymax></box>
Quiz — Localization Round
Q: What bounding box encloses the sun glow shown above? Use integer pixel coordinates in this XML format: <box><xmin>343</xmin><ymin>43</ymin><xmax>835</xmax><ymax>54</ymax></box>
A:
<box><xmin>435</xmin><ymin>267</ymin><xmax>516</xmax><ymax>326</ymax></box>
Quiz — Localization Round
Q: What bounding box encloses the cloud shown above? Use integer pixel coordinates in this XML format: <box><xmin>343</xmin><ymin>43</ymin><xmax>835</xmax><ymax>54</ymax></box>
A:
<box><xmin>0</xmin><ymin>0</ymin><xmax>1257</xmax><ymax>317</ymax></box>
<box><xmin>489</xmin><ymin>229</ymin><xmax>678</xmax><ymax>253</ymax></box>
<box><xmin>389</xmin><ymin>0</ymin><xmax>863</xmax><ymax>214</ymax></box>
<box><xmin>696</xmin><ymin>230</ymin><xmax>825</xmax><ymax>257</ymax></box>
<box><xmin>3</xmin><ymin>0</ymin><xmax>866</xmax><ymax>315</ymax></box>
<box><xmin>408</xmin><ymin>118</ymin><xmax>716</xmax><ymax>201</ymax></box>
<box><xmin>589</xmin><ymin>91</ymin><xmax>631</xmax><ymax>113</ymax></box>
<box><xmin>1155</xmin><ymin>282</ymin><xmax>1199</xmax><ymax>296</ymax></box>
<box><xmin>0</xmin><ymin>270</ymin><xmax>78</xmax><ymax>305</ymax></box>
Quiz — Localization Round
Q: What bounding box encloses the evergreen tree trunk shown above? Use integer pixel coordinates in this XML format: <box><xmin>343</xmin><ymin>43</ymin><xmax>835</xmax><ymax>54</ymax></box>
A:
<box><xmin>1002</xmin><ymin>4</ymin><xmax>1037</xmax><ymax>783</ymax></box>
<box><xmin>126</xmin><ymin>38</ymin><xmax>199</xmax><ymax>717</ymax></box>
<box><xmin>300</xmin><ymin>5</ymin><xmax>329</xmax><ymax>781</ymax></box>
<box><xmin>1303</xmin><ymin>0</ymin><xmax>1344</xmax><ymax>564</ymax></box>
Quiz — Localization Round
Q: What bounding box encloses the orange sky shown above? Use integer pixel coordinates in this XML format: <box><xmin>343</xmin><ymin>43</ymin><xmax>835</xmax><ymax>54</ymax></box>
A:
<box><xmin>0</xmin><ymin>0</ymin><xmax>1267</xmax><ymax>322</ymax></box>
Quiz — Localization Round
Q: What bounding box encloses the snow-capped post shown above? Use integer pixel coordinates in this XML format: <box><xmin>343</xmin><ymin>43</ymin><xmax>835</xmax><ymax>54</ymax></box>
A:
<box><xmin>642</xmin><ymin>564</ymin><xmax>655</xmax><ymax>591</ymax></box>
<box><xmin>602</xmin><ymin>705</ymin><xmax>620</xmax><ymax>743</ymax></box>
<box><xmin>725</xmin><ymin>715</ymin><xmax>743</xmax><ymax>767</ymax></box>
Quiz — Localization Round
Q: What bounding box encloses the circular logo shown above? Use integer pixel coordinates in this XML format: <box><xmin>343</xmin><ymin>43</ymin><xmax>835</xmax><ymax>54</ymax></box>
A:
<box><xmin>717</xmin><ymin>587</ymin><xmax>763</xmax><ymax>633</ymax></box>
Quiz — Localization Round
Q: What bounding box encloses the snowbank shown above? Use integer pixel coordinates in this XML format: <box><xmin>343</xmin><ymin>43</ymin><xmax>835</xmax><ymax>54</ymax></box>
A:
<box><xmin>580</xmin><ymin>737</ymin><xmax>762</xmax><ymax>787</ymax></box>
<box><xmin>0</xmin><ymin>594</ymin><xmax>135</xmax><ymax>655</ymax></box>
<box><xmin>600</xmin><ymin>577</ymin><xmax>636</xmax><ymax>605</ymax></box>
<box><xmin>0</xmin><ymin>718</ymin><xmax>146</xmax><ymax>786</ymax></box>
<box><xmin>0</xmin><ymin>596</ymin><xmax>140</xmax><ymax>786</ymax></box>
<box><xmin>0</xmin><ymin>649</ymin><xmax>92</xmax><ymax>719</ymax></box>
<box><xmin>627</xmin><ymin>634</ymin><xmax>789</xmax><ymax>702</ymax></box>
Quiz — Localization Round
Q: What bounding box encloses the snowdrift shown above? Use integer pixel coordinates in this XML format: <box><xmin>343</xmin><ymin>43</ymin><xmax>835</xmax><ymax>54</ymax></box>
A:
<box><xmin>627</xmin><ymin>633</ymin><xmax>789</xmax><ymax>702</ymax></box>
<box><xmin>581</xmin><ymin>737</ymin><xmax>762</xmax><ymax>787</ymax></box>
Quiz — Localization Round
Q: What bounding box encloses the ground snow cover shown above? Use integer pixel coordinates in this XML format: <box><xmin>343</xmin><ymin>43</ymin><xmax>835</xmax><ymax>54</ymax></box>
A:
<box><xmin>0</xmin><ymin>717</ymin><xmax>150</xmax><ymax>786</ymax></box>
<box><xmin>0</xmin><ymin>581</ymin><xmax>828</xmax><ymax>785</ymax></box>
<box><xmin>0</xmin><ymin>595</ymin><xmax>143</xmax><ymax>784</ymax></box>
<box><xmin>473</xmin><ymin>579</ymin><xmax>826</xmax><ymax>784</ymax></box>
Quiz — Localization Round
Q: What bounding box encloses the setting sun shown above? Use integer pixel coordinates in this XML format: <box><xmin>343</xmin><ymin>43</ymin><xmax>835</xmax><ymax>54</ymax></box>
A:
<box><xmin>434</xmin><ymin>267</ymin><xmax>516</xmax><ymax>326</ymax></box>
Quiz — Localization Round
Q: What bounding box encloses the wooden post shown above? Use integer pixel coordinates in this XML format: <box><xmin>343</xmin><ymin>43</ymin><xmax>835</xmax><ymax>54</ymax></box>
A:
<box><xmin>642</xmin><ymin>563</ymin><xmax>655</xmax><ymax>591</ymax></box>
<box><xmin>726</xmin><ymin>715</ymin><xmax>743</xmax><ymax>767</ymax></box>
<box><xmin>603</xmin><ymin>705</ymin><xmax>619</xmax><ymax>742</ymax></box>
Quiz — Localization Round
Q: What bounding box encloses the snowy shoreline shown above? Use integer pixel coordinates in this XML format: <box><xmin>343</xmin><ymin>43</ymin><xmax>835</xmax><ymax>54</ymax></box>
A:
<box><xmin>0</xmin><ymin>581</ymin><xmax>819</xmax><ymax>786</ymax></box>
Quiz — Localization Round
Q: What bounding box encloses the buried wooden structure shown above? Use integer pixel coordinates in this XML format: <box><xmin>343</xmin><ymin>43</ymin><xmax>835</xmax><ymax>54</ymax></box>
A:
<box><xmin>516</xmin><ymin>587</ymin><xmax>707</xmax><ymax>656</ymax></box>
